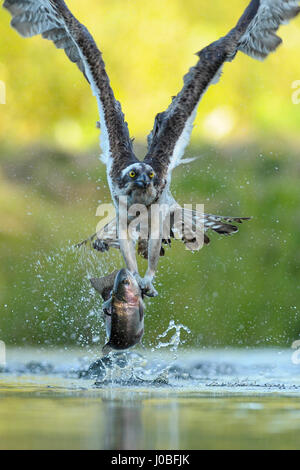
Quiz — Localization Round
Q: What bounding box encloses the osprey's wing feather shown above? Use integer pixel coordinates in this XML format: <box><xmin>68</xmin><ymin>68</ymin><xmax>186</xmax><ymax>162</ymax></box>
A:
<box><xmin>3</xmin><ymin>0</ymin><xmax>137</xmax><ymax>184</ymax></box>
<box><xmin>238</xmin><ymin>0</ymin><xmax>300</xmax><ymax>59</ymax></box>
<box><xmin>144</xmin><ymin>0</ymin><xmax>300</xmax><ymax>181</ymax></box>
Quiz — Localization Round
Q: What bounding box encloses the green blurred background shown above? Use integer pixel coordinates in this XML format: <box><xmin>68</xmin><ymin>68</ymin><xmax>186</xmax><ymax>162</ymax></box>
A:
<box><xmin>0</xmin><ymin>0</ymin><xmax>300</xmax><ymax>348</ymax></box>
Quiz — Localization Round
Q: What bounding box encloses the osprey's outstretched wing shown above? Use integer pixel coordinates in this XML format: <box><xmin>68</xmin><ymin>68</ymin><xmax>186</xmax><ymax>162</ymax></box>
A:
<box><xmin>144</xmin><ymin>0</ymin><xmax>300</xmax><ymax>181</ymax></box>
<box><xmin>3</xmin><ymin>0</ymin><xmax>137</xmax><ymax>184</ymax></box>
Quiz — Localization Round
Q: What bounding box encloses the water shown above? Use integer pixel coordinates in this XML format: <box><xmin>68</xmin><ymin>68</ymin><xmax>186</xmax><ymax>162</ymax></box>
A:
<box><xmin>1</xmin><ymin>347</ymin><xmax>300</xmax><ymax>449</ymax></box>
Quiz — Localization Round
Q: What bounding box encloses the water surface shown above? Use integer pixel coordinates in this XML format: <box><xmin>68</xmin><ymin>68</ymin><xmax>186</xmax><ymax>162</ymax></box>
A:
<box><xmin>1</xmin><ymin>348</ymin><xmax>300</xmax><ymax>450</ymax></box>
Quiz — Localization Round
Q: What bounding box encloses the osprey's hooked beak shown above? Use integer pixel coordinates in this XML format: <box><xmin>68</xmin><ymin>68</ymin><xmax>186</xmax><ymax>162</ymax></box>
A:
<box><xmin>134</xmin><ymin>174</ymin><xmax>150</xmax><ymax>188</ymax></box>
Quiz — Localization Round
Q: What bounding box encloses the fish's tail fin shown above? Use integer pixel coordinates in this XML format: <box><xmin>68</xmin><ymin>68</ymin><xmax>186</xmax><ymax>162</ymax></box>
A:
<box><xmin>90</xmin><ymin>270</ymin><xmax>118</xmax><ymax>301</ymax></box>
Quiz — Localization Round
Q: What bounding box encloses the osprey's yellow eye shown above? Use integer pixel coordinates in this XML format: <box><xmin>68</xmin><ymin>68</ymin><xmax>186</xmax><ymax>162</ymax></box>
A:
<box><xmin>129</xmin><ymin>170</ymin><xmax>136</xmax><ymax>178</ymax></box>
<box><xmin>149</xmin><ymin>171</ymin><xmax>154</xmax><ymax>179</ymax></box>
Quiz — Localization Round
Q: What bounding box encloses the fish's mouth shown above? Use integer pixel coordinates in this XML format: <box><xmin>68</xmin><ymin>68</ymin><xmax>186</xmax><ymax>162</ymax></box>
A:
<box><xmin>114</xmin><ymin>268</ymin><xmax>133</xmax><ymax>286</ymax></box>
<box><xmin>113</xmin><ymin>269</ymin><xmax>140</xmax><ymax>300</ymax></box>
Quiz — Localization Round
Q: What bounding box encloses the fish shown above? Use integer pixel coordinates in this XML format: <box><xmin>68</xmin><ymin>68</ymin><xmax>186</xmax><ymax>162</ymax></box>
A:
<box><xmin>90</xmin><ymin>269</ymin><xmax>144</xmax><ymax>354</ymax></box>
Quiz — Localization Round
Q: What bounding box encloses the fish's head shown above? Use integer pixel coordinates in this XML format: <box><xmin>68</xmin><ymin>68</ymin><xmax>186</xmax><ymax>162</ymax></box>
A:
<box><xmin>113</xmin><ymin>269</ymin><xmax>141</xmax><ymax>303</ymax></box>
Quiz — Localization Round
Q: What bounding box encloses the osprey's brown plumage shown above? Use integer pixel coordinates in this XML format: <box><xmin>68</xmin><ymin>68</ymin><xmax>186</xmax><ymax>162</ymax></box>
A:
<box><xmin>4</xmin><ymin>0</ymin><xmax>300</xmax><ymax>296</ymax></box>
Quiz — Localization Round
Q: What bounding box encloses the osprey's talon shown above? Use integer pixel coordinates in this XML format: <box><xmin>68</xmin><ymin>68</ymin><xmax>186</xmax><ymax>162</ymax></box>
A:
<box><xmin>93</xmin><ymin>239</ymin><xmax>109</xmax><ymax>252</ymax></box>
<box><xmin>132</xmin><ymin>273</ymin><xmax>158</xmax><ymax>297</ymax></box>
<box><xmin>144</xmin><ymin>284</ymin><xmax>158</xmax><ymax>298</ymax></box>
<box><xmin>140</xmin><ymin>278</ymin><xmax>158</xmax><ymax>298</ymax></box>
<box><xmin>102</xmin><ymin>297</ymin><xmax>112</xmax><ymax>313</ymax></box>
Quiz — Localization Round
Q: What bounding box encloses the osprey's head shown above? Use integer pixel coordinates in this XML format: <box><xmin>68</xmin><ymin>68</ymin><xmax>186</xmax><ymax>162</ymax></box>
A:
<box><xmin>119</xmin><ymin>162</ymin><xmax>158</xmax><ymax>205</ymax></box>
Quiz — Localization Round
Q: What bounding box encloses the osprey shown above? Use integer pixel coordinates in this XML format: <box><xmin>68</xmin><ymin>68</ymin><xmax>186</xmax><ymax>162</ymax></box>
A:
<box><xmin>4</xmin><ymin>0</ymin><xmax>300</xmax><ymax>296</ymax></box>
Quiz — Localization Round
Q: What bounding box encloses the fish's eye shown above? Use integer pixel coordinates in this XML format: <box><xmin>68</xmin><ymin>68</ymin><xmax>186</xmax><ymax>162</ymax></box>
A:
<box><xmin>129</xmin><ymin>170</ymin><xmax>136</xmax><ymax>178</ymax></box>
<box><xmin>149</xmin><ymin>171</ymin><xmax>155</xmax><ymax>179</ymax></box>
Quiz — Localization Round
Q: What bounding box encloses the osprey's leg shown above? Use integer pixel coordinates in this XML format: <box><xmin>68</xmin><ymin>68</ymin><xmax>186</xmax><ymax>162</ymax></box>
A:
<box><xmin>119</xmin><ymin>236</ymin><xmax>159</xmax><ymax>297</ymax></box>
<box><xmin>119</xmin><ymin>237</ymin><xmax>139</xmax><ymax>275</ymax></box>
<box><xmin>117</xmin><ymin>201</ymin><xmax>139</xmax><ymax>276</ymax></box>
<box><xmin>139</xmin><ymin>211</ymin><xmax>162</xmax><ymax>297</ymax></box>
<box><xmin>117</xmin><ymin>204</ymin><xmax>146</xmax><ymax>293</ymax></box>
<box><xmin>139</xmin><ymin>236</ymin><xmax>161</xmax><ymax>297</ymax></box>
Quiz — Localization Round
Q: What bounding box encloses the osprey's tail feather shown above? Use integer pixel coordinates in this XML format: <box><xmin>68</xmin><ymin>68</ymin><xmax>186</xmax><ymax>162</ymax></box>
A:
<box><xmin>169</xmin><ymin>209</ymin><xmax>251</xmax><ymax>252</ymax></box>
<box><xmin>137</xmin><ymin>210</ymin><xmax>251</xmax><ymax>257</ymax></box>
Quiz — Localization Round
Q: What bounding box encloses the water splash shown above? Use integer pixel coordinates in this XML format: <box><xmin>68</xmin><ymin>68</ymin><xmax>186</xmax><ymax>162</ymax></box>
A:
<box><xmin>153</xmin><ymin>320</ymin><xmax>191</xmax><ymax>353</ymax></box>
<box><xmin>79</xmin><ymin>351</ymin><xmax>156</xmax><ymax>386</ymax></box>
<box><xmin>22</xmin><ymin>242</ymin><xmax>120</xmax><ymax>350</ymax></box>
